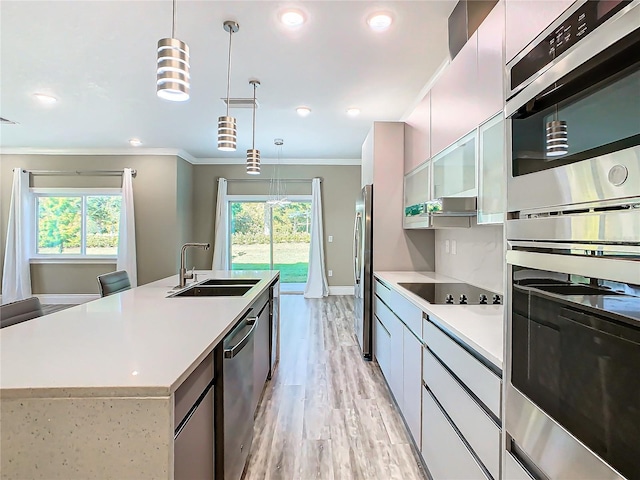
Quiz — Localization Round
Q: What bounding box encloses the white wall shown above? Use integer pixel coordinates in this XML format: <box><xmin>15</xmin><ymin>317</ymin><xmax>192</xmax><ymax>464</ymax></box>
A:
<box><xmin>435</xmin><ymin>223</ymin><xmax>504</xmax><ymax>294</ymax></box>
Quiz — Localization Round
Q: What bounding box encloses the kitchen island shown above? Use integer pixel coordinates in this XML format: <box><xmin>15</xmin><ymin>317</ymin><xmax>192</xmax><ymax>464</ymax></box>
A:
<box><xmin>0</xmin><ymin>270</ymin><xmax>279</xmax><ymax>480</ymax></box>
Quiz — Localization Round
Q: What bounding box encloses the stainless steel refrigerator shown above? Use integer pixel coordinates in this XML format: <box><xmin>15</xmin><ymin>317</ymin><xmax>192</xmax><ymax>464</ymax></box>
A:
<box><xmin>354</xmin><ymin>184</ymin><xmax>373</xmax><ymax>359</ymax></box>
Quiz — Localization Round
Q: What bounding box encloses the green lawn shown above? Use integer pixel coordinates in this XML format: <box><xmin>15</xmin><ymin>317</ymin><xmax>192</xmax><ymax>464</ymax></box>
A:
<box><xmin>231</xmin><ymin>242</ymin><xmax>309</xmax><ymax>283</ymax></box>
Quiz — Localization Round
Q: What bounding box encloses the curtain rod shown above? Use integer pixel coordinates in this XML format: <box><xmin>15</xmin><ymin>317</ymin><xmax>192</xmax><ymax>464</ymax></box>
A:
<box><xmin>23</xmin><ymin>169</ymin><xmax>137</xmax><ymax>178</ymax></box>
<box><xmin>223</xmin><ymin>177</ymin><xmax>321</xmax><ymax>183</ymax></box>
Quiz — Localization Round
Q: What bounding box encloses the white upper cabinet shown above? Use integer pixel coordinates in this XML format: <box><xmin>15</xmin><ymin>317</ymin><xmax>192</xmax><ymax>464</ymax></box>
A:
<box><xmin>476</xmin><ymin>1</ymin><xmax>505</xmax><ymax>124</ymax></box>
<box><xmin>505</xmin><ymin>0</ymin><xmax>575</xmax><ymax>63</ymax></box>
<box><xmin>404</xmin><ymin>92</ymin><xmax>431</xmax><ymax>175</ymax></box>
<box><xmin>361</xmin><ymin>130</ymin><xmax>374</xmax><ymax>188</ymax></box>
<box><xmin>430</xmin><ymin>32</ymin><xmax>479</xmax><ymax>157</ymax></box>
<box><xmin>478</xmin><ymin>113</ymin><xmax>506</xmax><ymax>224</ymax></box>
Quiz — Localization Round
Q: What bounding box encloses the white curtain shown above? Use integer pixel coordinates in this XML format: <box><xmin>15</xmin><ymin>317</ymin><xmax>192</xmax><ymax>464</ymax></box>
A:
<box><xmin>116</xmin><ymin>168</ymin><xmax>137</xmax><ymax>287</ymax></box>
<box><xmin>2</xmin><ymin>168</ymin><xmax>32</xmax><ymax>303</ymax></box>
<box><xmin>212</xmin><ymin>178</ymin><xmax>229</xmax><ymax>270</ymax></box>
<box><xmin>304</xmin><ymin>178</ymin><xmax>329</xmax><ymax>298</ymax></box>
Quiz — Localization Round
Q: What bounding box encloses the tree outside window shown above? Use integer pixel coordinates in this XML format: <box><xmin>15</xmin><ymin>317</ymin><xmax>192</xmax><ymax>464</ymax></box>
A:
<box><xmin>36</xmin><ymin>194</ymin><xmax>121</xmax><ymax>256</ymax></box>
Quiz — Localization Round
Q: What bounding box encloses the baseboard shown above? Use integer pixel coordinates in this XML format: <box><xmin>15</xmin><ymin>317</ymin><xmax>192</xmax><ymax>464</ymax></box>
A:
<box><xmin>328</xmin><ymin>286</ymin><xmax>354</xmax><ymax>296</ymax></box>
<box><xmin>34</xmin><ymin>294</ymin><xmax>100</xmax><ymax>305</ymax></box>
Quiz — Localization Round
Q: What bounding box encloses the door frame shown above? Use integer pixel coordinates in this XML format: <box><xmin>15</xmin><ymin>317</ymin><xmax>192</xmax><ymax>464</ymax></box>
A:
<box><xmin>226</xmin><ymin>195</ymin><xmax>312</xmax><ymax>274</ymax></box>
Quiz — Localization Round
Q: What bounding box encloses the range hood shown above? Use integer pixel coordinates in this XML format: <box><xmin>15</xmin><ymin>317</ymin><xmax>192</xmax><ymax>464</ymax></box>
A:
<box><xmin>404</xmin><ymin>197</ymin><xmax>477</xmax><ymax>229</ymax></box>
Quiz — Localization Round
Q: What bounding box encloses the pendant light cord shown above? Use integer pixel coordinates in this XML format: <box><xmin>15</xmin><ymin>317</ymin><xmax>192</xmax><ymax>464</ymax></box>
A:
<box><xmin>171</xmin><ymin>0</ymin><xmax>176</xmax><ymax>37</ymax></box>
<box><xmin>252</xmin><ymin>83</ymin><xmax>257</xmax><ymax>148</ymax></box>
<box><xmin>225</xmin><ymin>28</ymin><xmax>233</xmax><ymax>117</ymax></box>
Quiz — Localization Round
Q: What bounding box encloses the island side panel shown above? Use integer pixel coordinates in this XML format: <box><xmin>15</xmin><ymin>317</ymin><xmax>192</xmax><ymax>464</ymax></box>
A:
<box><xmin>1</xmin><ymin>395</ymin><xmax>173</xmax><ymax>480</ymax></box>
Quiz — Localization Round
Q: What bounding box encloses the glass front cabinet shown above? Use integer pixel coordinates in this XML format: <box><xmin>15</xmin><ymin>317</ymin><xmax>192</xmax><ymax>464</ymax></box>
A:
<box><xmin>477</xmin><ymin>113</ymin><xmax>505</xmax><ymax>224</ymax></box>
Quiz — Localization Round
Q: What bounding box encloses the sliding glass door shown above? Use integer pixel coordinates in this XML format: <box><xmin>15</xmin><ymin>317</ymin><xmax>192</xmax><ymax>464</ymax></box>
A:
<box><xmin>229</xmin><ymin>199</ymin><xmax>311</xmax><ymax>284</ymax></box>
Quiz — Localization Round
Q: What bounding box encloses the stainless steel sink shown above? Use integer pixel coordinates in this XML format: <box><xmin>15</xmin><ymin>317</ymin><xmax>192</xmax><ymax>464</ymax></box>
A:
<box><xmin>198</xmin><ymin>279</ymin><xmax>259</xmax><ymax>287</ymax></box>
<box><xmin>169</xmin><ymin>285</ymin><xmax>253</xmax><ymax>297</ymax></box>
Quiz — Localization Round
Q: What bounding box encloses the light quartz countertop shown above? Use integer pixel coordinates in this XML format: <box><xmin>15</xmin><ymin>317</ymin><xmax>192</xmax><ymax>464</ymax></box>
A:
<box><xmin>374</xmin><ymin>271</ymin><xmax>504</xmax><ymax>369</ymax></box>
<box><xmin>0</xmin><ymin>270</ymin><xmax>279</xmax><ymax>399</ymax></box>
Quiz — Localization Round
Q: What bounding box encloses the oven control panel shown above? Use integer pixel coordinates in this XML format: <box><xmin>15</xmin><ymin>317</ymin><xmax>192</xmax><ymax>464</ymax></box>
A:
<box><xmin>510</xmin><ymin>0</ymin><xmax>631</xmax><ymax>92</ymax></box>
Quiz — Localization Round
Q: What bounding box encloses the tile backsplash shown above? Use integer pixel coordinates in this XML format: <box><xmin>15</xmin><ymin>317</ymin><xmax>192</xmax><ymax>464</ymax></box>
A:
<box><xmin>435</xmin><ymin>222</ymin><xmax>504</xmax><ymax>294</ymax></box>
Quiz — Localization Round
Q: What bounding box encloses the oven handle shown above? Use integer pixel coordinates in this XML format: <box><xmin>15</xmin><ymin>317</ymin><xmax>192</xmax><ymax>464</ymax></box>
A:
<box><xmin>506</xmin><ymin>250</ymin><xmax>639</xmax><ymax>285</ymax></box>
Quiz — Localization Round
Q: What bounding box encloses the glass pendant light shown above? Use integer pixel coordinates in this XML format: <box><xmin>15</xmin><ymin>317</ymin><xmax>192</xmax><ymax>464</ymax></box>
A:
<box><xmin>218</xmin><ymin>21</ymin><xmax>239</xmax><ymax>151</ymax></box>
<box><xmin>246</xmin><ymin>80</ymin><xmax>261</xmax><ymax>175</ymax></box>
<box><xmin>156</xmin><ymin>0</ymin><xmax>190</xmax><ymax>102</ymax></box>
<box><xmin>267</xmin><ymin>139</ymin><xmax>290</xmax><ymax>206</ymax></box>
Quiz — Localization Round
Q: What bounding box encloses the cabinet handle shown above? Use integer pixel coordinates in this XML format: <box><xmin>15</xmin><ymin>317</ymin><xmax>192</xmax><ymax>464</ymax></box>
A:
<box><xmin>174</xmin><ymin>377</ymin><xmax>215</xmax><ymax>440</ymax></box>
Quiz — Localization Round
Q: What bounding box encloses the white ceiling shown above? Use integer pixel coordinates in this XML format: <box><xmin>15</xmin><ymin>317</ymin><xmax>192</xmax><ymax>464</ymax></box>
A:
<box><xmin>0</xmin><ymin>1</ymin><xmax>456</xmax><ymax>162</ymax></box>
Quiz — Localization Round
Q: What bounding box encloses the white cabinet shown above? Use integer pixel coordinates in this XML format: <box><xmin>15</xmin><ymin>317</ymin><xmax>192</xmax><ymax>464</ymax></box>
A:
<box><xmin>505</xmin><ymin>0</ymin><xmax>574</xmax><ymax>63</ymax></box>
<box><xmin>431</xmin><ymin>130</ymin><xmax>477</xmax><ymax>199</ymax></box>
<box><xmin>375</xmin><ymin>295</ymin><xmax>404</xmax><ymax>405</ymax></box>
<box><xmin>375</xmin><ymin>313</ymin><xmax>391</xmax><ymax>379</ymax></box>
<box><xmin>424</xmin><ymin>349</ymin><xmax>500</xmax><ymax>479</ymax></box>
<box><xmin>476</xmin><ymin>1</ymin><xmax>505</xmax><ymax>124</ymax></box>
<box><xmin>430</xmin><ymin>32</ymin><xmax>479</xmax><ymax>157</ymax></box>
<box><xmin>403</xmin><ymin>328</ymin><xmax>423</xmax><ymax>448</ymax></box>
<box><xmin>505</xmin><ymin>451</ymin><xmax>535</xmax><ymax>480</ymax></box>
<box><xmin>373</xmin><ymin>285</ymin><xmax>423</xmax><ymax>449</ymax></box>
<box><xmin>421</xmin><ymin>387</ymin><xmax>489</xmax><ymax>480</ymax></box>
<box><xmin>478</xmin><ymin>112</ymin><xmax>506</xmax><ymax>224</ymax></box>
<box><xmin>404</xmin><ymin>92</ymin><xmax>431</xmax><ymax>174</ymax></box>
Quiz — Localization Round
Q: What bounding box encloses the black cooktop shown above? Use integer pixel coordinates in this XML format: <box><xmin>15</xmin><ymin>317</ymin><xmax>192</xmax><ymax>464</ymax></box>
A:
<box><xmin>398</xmin><ymin>282</ymin><xmax>502</xmax><ymax>305</ymax></box>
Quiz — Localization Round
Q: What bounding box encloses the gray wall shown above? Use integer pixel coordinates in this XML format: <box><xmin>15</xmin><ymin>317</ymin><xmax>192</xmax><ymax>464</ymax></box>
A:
<box><xmin>435</xmin><ymin>223</ymin><xmax>504</xmax><ymax>294</ymax></box>
<box><xmin>0</xmin><ymin>154</ymin><xmax>190</xmax><ymax>294</ymax></box>
<box><xmin>0</xmin><ymin>156</ymin><xmax>361</xmax><ymax>294</ymax></box>
<box><xmin>191</xmin><ymin>164</ymin><xmax>361</xmax><ymax>287</ymax></box>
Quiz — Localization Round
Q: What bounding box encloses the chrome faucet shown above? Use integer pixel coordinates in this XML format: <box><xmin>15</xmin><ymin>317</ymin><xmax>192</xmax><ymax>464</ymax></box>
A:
<box><xmin>179</xmin><ymin>242</ymin><xmax>210</xmax><ymax>288</ymax></box>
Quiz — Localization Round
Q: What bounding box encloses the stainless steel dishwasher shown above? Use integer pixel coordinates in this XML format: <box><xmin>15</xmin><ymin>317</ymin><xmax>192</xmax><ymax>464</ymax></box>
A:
<box><xmin>214</xmin><ymin>309</ymin><xmax>257</xmax><ymax>480</ymax></box>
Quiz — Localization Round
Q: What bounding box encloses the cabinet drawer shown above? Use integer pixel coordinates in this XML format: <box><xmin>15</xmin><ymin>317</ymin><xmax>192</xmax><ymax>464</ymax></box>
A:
<box><xmin>421</xmin><ymin>387</ymin><xmax>489</xmax><ymax>480</ymax></box>
<box><xmin>424</xmin><ymin>319</ymin><xmax>501</xmax><ymax>418</ymax></box>
<box><xmin>174</xmin><ymin>352</ymin><xmax>214</xmax><ymax>429</ymax></box>
<box><xmin>375</xmin><ymin>296</ymin><xmax>404</xmax><ymax>405</ymax></box>
<box><xmin>375</xmin><ymin>279</ymin><xmax>393</xmax><ymax>306</ymax></box>
<box><xmin>389</xmin><ymin>289</ymin><xmax>422</xmax><ymax>337</ymax></box>
<box><xmin>505</xmin><ymin>451</ymin><xmax>534</xmax><ymax>480</ymax></box>
<box><xmin>424</xmin><ymin>348</ymin><xmax>500</xmax><ymax>479</ymax></box>
<box><xmin>375</xmin><ymin>315</ymin><xmax>391</xmax><ymax>378</ymax></box>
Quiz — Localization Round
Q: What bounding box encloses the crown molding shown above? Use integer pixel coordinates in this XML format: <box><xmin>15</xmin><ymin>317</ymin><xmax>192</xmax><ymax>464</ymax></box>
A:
<box><xmin>0</xmin><ymin>148</ymin><xmax>359</xmax><ymax>166</ymax></box>
<box><xmin>190</xmin><ymin>157</ymin><xmax>361</xmax><ymax>166</ymax></box>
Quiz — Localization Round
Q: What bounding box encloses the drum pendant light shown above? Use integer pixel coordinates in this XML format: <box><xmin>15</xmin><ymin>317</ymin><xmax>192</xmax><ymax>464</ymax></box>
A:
<box><xmin>218</xmin><ymin>21</ymin><xmax>239</xmax><ymax>151</ymax></box>
<box><xmin>246</xmin><ymin>80</ymin><xmax>261</xmax><ymax>175</ymax></box>
<box><xmin>156</xmin><ymin>0</ymin><xmax>190</xmax><ymax>101</ymax></box>
<box><xmin>546</xmin><ymin>105</ymin><xmax>568</xmax><ymax>157</ymax></box>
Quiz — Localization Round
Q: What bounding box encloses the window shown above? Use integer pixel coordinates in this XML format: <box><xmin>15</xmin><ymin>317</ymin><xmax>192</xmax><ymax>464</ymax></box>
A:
<box><xmin>33</xmin><ymin>189</ymin><xmax>122</xmax><ymax>258</ymax></box>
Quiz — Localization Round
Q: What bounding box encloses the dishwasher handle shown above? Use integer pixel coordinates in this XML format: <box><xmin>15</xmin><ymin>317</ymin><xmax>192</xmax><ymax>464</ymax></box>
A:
<box><xmin>224</xmin><ymin>316</ymin><xmax>258</xmax><ymax>358</ymax></box>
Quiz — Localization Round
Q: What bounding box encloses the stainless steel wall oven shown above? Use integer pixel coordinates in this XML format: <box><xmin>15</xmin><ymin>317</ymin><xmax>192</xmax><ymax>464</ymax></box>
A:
<box><xmin>505</xmin><ymin>2</ymin><xmax>640</xmax><ymax>479</ymax></box>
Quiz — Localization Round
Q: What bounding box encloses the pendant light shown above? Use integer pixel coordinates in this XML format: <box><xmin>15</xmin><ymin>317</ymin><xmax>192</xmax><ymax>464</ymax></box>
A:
<box><xmin>156</xmin><ymin>0</ymin><xmax>190</xmax><ymax>101</ymax></box>
<box><xmin>246</xmin><ymin>80</ymin><xmax>261</xmax><ymax>175</ymax></box>
<box><xmin>546</xmin><ymin>105</ymin><xmax>568</xmax><ymax>157</ymax></box>
<box><xmin>267</xmin><ymin>139</ymin><xmax>290</xmax><ymax>206</ymax></box>
<box><xmin>218</xmin><ymin>20</ymin><xmax>239</xmax><ymax>151</ymax></box>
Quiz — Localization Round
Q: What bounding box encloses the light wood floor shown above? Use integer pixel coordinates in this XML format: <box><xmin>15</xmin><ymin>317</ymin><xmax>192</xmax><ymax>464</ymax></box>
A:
<box><xmin>244</xmin><ymin>295</ymin><xmax>427</xmax><ymax>480</ymax></box>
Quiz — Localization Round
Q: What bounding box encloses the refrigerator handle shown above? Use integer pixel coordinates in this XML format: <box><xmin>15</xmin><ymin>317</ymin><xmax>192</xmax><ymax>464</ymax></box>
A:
<box><xmin>353</xmin><ymin>212</ymin><xmax>361</xmax><ymax>283</ymax></box>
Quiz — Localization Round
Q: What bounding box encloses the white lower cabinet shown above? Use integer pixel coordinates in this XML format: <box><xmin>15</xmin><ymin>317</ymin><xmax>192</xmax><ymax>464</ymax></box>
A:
<box><xmin>375</xmin><ymin>296</ymin><xmax>404</xmax><ymax>406</ymax></box>
<box><xmin>403</xmin><ymin>328</ymin><xmax>423</xmax><ymax>448</ymax></box>
<box><xmin>374</xmin><ymin>313</ymin><xmax>391</xmax><ymax>379</ymax></box>
<box><xmin>421</xmin><ymin>386</ymin><xmax>489</xmax><ymax>480</ymax></box>
<box><xmin>505</xmin><ymin>451</ymin><xmax>534</xmax><ymax>480</ymax></box>
<box><xmin>424</xmin><ymin>348</ymin><xmax>500</xmax><ymax>479</ymax></box>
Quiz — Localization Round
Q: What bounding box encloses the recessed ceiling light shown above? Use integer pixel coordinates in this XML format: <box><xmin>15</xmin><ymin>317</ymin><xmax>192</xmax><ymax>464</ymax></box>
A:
<box><xmin>367</xmin><ymin>13</ymin><xmax>393</xmax><ymax>31</ymax></box>
<box><xmin>346</xmin><ymin>108</ymin><xmax>361</xmax><ymax>117</ymax></box>
<box><xmin>129</xmin><ymin>138</ymin><xmax>143</xmax><ymax>147</ymax></box>
<box><xmin>296</xmin><ymin>106</ymin><xmax>311</xmax><ymax>117</ymax></box>
<box><xmin>280</xmin><ymin>10</ymin><xmax>305</xmax><ymax>27</ymax></box>
<box><xmin>33</xmin><ymin>93</ymin><xmax>57</xmax><ymax>104</ymax></box>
